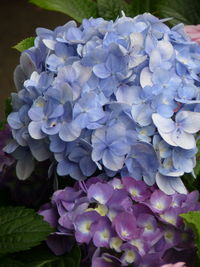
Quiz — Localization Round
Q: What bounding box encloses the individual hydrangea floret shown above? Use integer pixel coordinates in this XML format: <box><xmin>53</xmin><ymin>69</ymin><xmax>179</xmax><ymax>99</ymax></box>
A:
<box><xmin>6</xmin><ymin>12</ymin><xmax>200</xmax><ymax>193</ymax></box>
<box><xmin>39</xmin><ymin>176</ymin><xmax>199</xmax><ymax>266</ymax></box>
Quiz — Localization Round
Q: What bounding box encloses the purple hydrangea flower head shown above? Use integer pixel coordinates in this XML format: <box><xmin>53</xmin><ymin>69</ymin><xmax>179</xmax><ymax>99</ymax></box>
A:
<box><xmin>39</xmin><ymin>176</ymin><xmax>200</xmax><ymax>266</ymax></box>
<box><xmin>6</xmin><ymin>12</ymin><xmax>200</xmax><ymax>194</ymax></box>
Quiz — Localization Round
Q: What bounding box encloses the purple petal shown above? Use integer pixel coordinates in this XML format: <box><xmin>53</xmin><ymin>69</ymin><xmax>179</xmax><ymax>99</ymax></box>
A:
<box><xmin>88</xmin><ymin>182</ymin><xmax>114</xmax><ymax>205</ymax></box>
<box><xmin>113</xmin><ymin>212</ymin><xmax>139</xmax><ymax>241</ymax></box>
<box><xmin>122</xmin><ymin>176</ymin><xmax>150</xmax><ymax>201</ymax></box>
<box><xmin>149</xmin><ymin>189</ymin><xmax>172</xmax><ymax>213</ymax></box>
<box><xmin>74</xmin><ymin>211</ymin><xmax>100</xmax><ymax>244</ymax></box>
<box><xmin>92</xmin><ymin>217</ymin><xmax>113</xmax><ymax>248</ymax></box>
<box><xmin>46</xmin><ymin>233</ymin><xmax>73</xmax><ymax>256</ymax></box>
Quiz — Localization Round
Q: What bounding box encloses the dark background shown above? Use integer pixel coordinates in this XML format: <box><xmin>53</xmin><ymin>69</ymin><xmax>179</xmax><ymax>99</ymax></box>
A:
<box><xmin>0</xmin><ymin>0</ymin><xmax>71</xmax><ymax>120</ymax></box>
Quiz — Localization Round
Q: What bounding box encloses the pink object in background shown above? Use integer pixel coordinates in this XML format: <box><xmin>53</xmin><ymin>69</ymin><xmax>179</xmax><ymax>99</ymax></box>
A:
<box><xmin>161</xmin><ymin>262</ymin><xmax>186</xmax><ymax>267</ymax></box>
<box><xmin>184</xmin><ymin>25</ymin><xmax>200</xmax><ymax>44</ymax></box>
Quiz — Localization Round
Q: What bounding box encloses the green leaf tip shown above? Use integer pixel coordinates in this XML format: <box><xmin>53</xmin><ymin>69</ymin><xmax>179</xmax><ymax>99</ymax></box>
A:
<box><xmin>13</xmin><ymin>37</ymin><xmax>35</xmax><ymax>52</ymax></box>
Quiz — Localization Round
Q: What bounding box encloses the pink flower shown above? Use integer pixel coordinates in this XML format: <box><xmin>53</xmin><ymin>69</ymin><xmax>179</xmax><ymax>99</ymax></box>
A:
<box><xmin>161</xmin><ymin>262</ymin><xmax>186</xmax><ymax>267</ymax></box>
<box><xmin>184</xmin><ymin>25</ymin><xmax>200</xmax><ymax>44</ymax></box>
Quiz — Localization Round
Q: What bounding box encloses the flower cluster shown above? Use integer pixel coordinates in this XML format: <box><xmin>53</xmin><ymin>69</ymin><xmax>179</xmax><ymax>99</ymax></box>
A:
<box><xmin>39</xmin><ymin>176</ymin><xmax>199</xmax><ymax>266</ymax></box>
<box><xmin>6</xmin><ymin>12</ymin><xmax>200</xmax><ymax>193</ymax></box>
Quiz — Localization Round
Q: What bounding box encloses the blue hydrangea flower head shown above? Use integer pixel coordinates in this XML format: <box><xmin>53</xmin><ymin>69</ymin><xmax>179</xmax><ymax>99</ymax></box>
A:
<box><xmin>6</xmin><ymin>12</ymin><xmax>200</xmax><ymax>194</ymax></box>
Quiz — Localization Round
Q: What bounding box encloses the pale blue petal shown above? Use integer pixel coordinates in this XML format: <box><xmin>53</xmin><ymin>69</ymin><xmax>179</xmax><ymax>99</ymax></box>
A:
<box><xmin>178</xmin><ymin>111</ymin><xmax>200</xmax><ymax>133</ymax></box>
<box><xmin>92</xmin><ymin>128</ymin><xmax>106</xmax><ymax>145</ymax></box>
<box><xmin>131</xmin><ymin>104</ymin><xmax>152</xmax><ymax>126</ymax></box>
<box><xmin>3</xmin><ymin>140</ymin><xmax>19</xmax><ymax>153</ymax></box>
<box><xmin>102</xmin><ymin>149</ymin><xmax>124</xmax><ymax>171</ymax></box>
<box><xmin>59</xmin><ymin>121</ymin><xmax>81</xmax><ymax>142</ymax></box>
<box><xmin>152</xmin><ymin>113</ymin><xmax>174</xmax><ymax>133</ymax></box>
<box><xmin>57</xmin><ymin>160</ymin><xmax>70</xmax><ymax>176</ymax></box>
<box><xmin>92</xmin><ymin>144</ymin><xmax>106</xmax><ymax>162</ymax></box>
<box><xmin>158</xmin><ymin>130</ymin><xmax>177</xmax><ymax>147</ymax></box>
<box><xmin>110</xmin><ymin>140</ymin><xmax>130</xmax><ymax>156</ymax></box>
<box><xmin>172</xmin><ymin>129</ymin><xmax>195</xmax><ymax>149</ymax></box>
<box><xmin>149</xmin><ymin>50</ymin><xmax>162</xmax><ymax>72</ymax></box>
<box><xmin>169</xmin><ymin>177</ymin><xmax>187</xmax><ymax>194</ymax></box>
<box><xmin>16</xmin><ymin>155</ymin><xmax>35</xmax><ymax>180</ymax></box>
<box><xmin>157</xmin><ymin>40</ymin><xmax>174</xmax><ymax>61</ymax></box>
<box><xmin>28</xmin><ymin>121</ymin><xmax>46</xmax><ymax>139</ymax></box>
<box><xmin>140</xmin><ymin>67</ymin><xmax>153</xmax><ymax>88</ymax></box>
<box><xmin>7</xmin><ymin>112</ymin><xmax>23</xmax><ymax>129</ymax></box>
<box><xmin>93</xmin><ymin>63</ymin><xmax>110</xmax><ymax>79</ymax></box>
<box><xmin>28</xmin><ymin>139</ymin><xmax>51</xmax><ymax>161</ymax></box>
<box><xmin>155</xmin><ymin>173</ymin><xmax>176</xmax><ymax>195</ymax></box>
<box><xmin>80</xmin><ymin>157</ymin><xmax>96</xmax><ymax>176</ymax></box>
<box><xmin>116</xmin><ymin>85</ymin><xmax>141</xmax><ymax>105</ymax></box>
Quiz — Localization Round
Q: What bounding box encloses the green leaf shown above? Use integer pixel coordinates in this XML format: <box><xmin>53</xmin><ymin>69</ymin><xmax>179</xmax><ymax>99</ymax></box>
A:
<box><xmin>10</xmin><ymin>244</ymin><xmax>59</xmax><ymax>267</ymax></box>
<box><xmin>0</xmin><ymin>258</ymin><xmax>25</xmax><ymax>267</ymax></box>
<box><xmin>29</xmin><ymin>0</ymin><xmax>98</xmax><ymax>23</ymax></box>
<box><xmin>194</xmin><ymin>139</ymin><xmax>200</xmax><ymax>177</ymax></box>
<box><xmin>180</xmin><ymin>211</ymin><xmax>200</xmax><ymax>258</ymax></box>
<box><xmin>0</xmin><ymin>121</ymin><xmax>5</xmax><ymax>130</ymax></box>
<box><xmin>97</xmin><ymin>0</ymin><xmax>132</xmax><ymax>20</ymax></box>
<box><xmin>0</xmin><ymin>206</ymin><xmax>53</xmax><ymax>255</ymax></box>
<box><xmin>157</xmin><ymin>0</ymin><xmax>200</xmax><ymax>26</ymax></box>
<box><xmin>70</xmin><ymin>245</ymin><xmax>81</xmax><ymax>267</ymax></box>
<box><xmin>5</xmin><ymin>97</ymin><xmax>12</xmax><ymax>117</ymax></box>
<box><xmin>13</xmin><ymin>37</ymin><xmax>35</xmax><ymax>52</ymax></box>
<box><xmin>130</xmin><ymin>0</ymin><xmax>160</xmax><ymax>16</ymax></box>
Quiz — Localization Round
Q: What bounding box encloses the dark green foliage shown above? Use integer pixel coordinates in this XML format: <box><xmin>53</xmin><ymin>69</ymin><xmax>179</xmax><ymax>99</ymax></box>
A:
<box><xmin>0</xmin><ymin>206</ymin><xmax>53</xmax><ymax>255</ymax></box>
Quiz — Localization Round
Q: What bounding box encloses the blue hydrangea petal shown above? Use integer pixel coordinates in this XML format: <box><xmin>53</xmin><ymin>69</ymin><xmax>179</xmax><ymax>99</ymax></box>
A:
<box><xmin>140</xmin><ymin>67</ymin><xmax>153</xmax><ymax>88</ymax></box>
<box><xmin>93</xmin><ymin>63</ymin><xmax>110</xmax><ymax>79</ymax></box>
<box><xmin>157</xmin><ymin>130</ymin><xmax>177</xmax><ymax>147</ymax></box>
<box><xmin>92</xmin><ymin>144</ymin><xmax>106</xmax><ymax>162</ymax></box>
<box><xmin>169</xmin><ymin>177</ymin><xmax>187</xmax><ymax>194</ymax></box>
<box><xmin>116</xmin><ymin>85</ymin><xmax>140</xmax><ymax>106</ymax></box>
<box><xmin>57</xmin><ymin>160</ymin><xmax>70</xmax><ymax>176</ymax></box>
<box><xmin>59</xmin><ymin>121</ymin><xmax>81</xmax><ymax>142</ymax></box>
<box><xmin>28</xmin><ymin>121</ymin><xmax>46</xmax><ymax>139</ymax></box>
<box><xmin>171</xmin><ymin>129</ymin><xmax>196</xmax><ymax>149</ymax></box>
<box><xmin>155</xmin><ymin>173</ymin><xmax>176</xmax><ymax>195</ymax></box>
<box><xmin>177</xmin><ymin>111</ymin><xmax>200</xmax><ymax>134</ymax></box>
<box><xmin>152</xmin><ymin>113</ymin><xmax>174</xmax><ymax>133</ymax></box>
<box><xmin>149</xmin><ymin>50</ymin><xmax>162</xmax><ymax>72</ymax></box>
<box><xmin>131</xmin><ymin>104</ymin><xmax>153</xmax><ymax>126</ymax></box>
<box><xmin>28</xmin><ymin>139</ymin><xmax>51</xmax><ymax>161</ymax></box>
<box><xmin>16</xmin><ymin>154</ymin><xmax>35</xmax><ymax>180</ymax></box>
<box><xmin>157</xmin><ymin>40</ymin><xmax>174</xmax><ymax>61</ymax></box>
<box><xmin>172</xmin><ymin>148</ymin><xmax>195</xmax><ymax>173</ymax></box>
<box><xmin>80</xmin><ymin>156</ymin><xmax>96</xmax><ymax>176</ymax></box>
<box><xmin>7</xmin><ymin>112</ymin><xmax>23</xmax><ymax>130</ymax></box>
<box><xmin>102</xmin><ymin>149</ymin><xmax>124</xmax><ymax>171</ymax></box>
<box><xmin>49</xmin><ymin>135</ymin><xmax>65</xmax><ymax>153</ymax></box>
